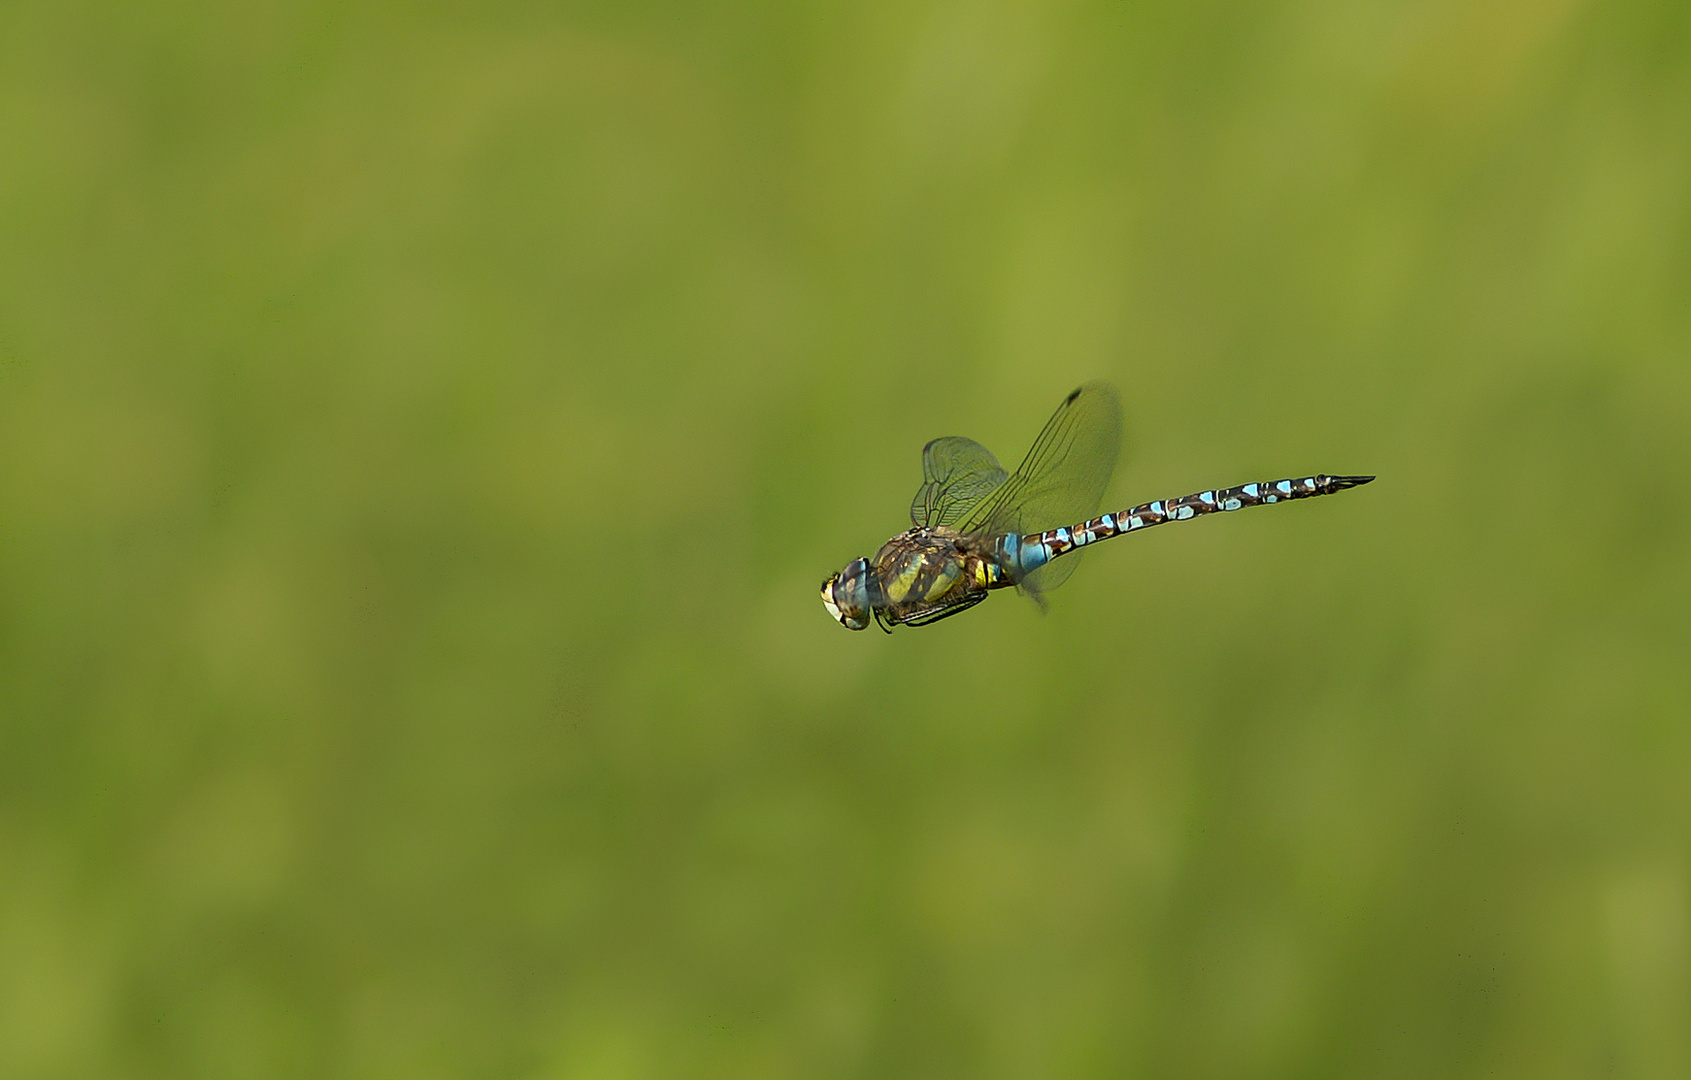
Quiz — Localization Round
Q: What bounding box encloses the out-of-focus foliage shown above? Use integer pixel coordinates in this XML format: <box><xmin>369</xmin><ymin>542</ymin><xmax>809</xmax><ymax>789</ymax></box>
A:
<box><xmin>2</xmin><ymin>1</ymin><xmax>1688</xmax><ymax>1076</ymax></box>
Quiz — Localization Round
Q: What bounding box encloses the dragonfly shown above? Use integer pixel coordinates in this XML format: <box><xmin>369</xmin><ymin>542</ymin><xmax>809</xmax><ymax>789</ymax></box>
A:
<box><xmin>821</xmin><ymin>381</ymin><xmax>1373</xmax><ymax>631</ymax></box>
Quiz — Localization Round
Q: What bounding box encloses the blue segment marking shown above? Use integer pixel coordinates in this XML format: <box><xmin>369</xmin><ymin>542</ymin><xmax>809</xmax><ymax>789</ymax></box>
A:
<box><xmin>1018</xmin><ymin>537</ymin><xmax>1050</xmax><ymax>574</ymax></box>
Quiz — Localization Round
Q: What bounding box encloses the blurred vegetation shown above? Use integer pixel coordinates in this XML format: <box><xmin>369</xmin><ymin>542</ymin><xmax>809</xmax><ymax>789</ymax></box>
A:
<box><xmin>2</xmin><ymin>1</ymin><xmax>1689</xmax><ymax>1077</ymax></box>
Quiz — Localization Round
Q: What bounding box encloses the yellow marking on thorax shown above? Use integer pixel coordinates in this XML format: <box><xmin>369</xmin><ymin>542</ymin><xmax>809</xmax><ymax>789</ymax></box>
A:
<box><xmin>890</xmin><ymin>559</ymin><xmax>965</xmax><ymax>605</ymax></box>
<box><xmin>923</xmin><ymin>561</ymin><xmax>964</xmax><ymax>600</ymax></box>
<box><xmin>881</xmin><ymin>560</ymin><xmax>922</xmax><ymax>604</ymax></box>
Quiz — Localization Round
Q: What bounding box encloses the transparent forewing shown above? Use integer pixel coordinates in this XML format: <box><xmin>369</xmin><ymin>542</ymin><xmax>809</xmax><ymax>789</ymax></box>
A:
<box><xmin>959</xmin><ymin>381</ymin><xmax>1123</xmax><ymax>596</ymax></box>
<box><xmin>909</xmin><ymin>436</ymin><xmax>1009</xmax><ymax>529</ymax></box>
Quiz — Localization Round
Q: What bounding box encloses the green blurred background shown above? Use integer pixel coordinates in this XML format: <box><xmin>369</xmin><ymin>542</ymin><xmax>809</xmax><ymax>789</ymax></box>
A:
<box><xmin>3</xmin><ymin>1</ymin><xmax>1689</xmax><ymax>1076</ymax></box>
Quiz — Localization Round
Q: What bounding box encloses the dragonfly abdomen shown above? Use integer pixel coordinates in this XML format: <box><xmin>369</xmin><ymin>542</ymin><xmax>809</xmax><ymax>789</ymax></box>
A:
<box><xmin>1018</xmin><ymin>474</ymin><xmax>1375</xmax><ymax>571</ymax></box>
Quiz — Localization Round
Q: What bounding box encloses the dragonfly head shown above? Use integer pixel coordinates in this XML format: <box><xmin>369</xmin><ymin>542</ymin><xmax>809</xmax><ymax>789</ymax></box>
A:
<box><xmin>821</xmin><ymin>558</ymin><xmax>873</xmax><ymax>630</ymax></box>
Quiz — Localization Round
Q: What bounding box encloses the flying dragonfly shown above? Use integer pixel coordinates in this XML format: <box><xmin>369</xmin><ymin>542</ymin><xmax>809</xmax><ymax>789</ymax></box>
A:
<box><xmin>821</xmin><ymin>382</ymin><xmax>1373</xmax><ymax>631</ymax></box>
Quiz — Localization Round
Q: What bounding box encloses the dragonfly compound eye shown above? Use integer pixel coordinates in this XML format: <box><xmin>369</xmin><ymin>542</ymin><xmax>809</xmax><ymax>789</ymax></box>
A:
<box><xmin>821</xmin><ymin>559</ymin><xmax>873</xmax><ymax>630</ymax></box>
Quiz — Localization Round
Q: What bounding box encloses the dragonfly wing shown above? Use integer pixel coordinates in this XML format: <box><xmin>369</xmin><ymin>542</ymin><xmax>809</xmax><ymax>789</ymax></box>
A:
<box><xmin>909</xmin><ymin>436</ymin><xmax>1009</xmax><ymax>529</ymax></box>
<box><xmin>960</xmin><ymin>381</ymin><xmax>1123</xmax><ymax>599</ymax></box>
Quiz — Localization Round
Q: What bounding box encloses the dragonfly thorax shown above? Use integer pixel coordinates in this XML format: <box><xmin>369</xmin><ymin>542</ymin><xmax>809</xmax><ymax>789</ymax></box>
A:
<box><xmin>870</xmin><ymin>527</ymin><xmax>973</xmax><ymax>609</ymax></box>
<box><xmin>820</xmin><ymin>528</ymin><xmax>1013</xmax><ymax>631</ymax></box>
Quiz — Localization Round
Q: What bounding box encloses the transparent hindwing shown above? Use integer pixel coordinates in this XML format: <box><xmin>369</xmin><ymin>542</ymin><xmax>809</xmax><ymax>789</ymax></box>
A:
<box><xmin>956</xmin><ymin>381</ymin><xmax>1123</xmax><ymax>602</ymax></box>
